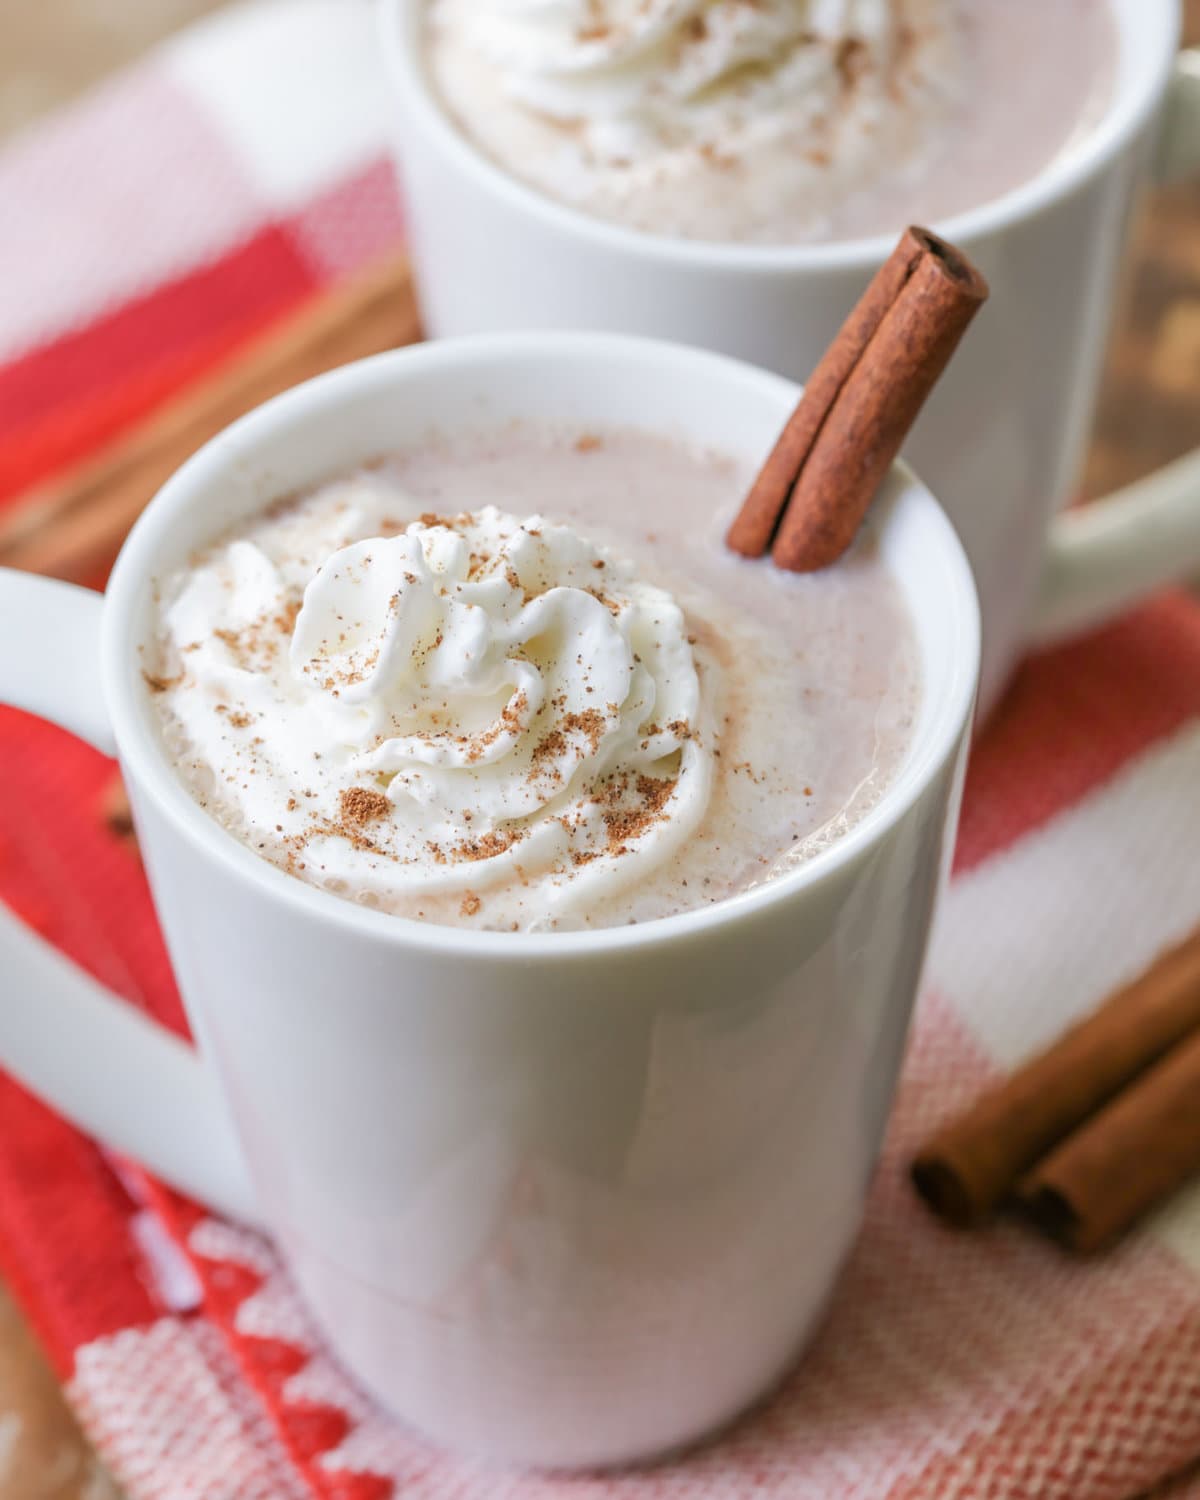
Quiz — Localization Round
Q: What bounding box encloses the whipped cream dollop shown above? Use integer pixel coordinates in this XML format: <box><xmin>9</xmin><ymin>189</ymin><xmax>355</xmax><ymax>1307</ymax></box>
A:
<box><xmin>425</xmin><ymin>0</ymin><xmax>961</xmax><ymax>243</ymax></box>
<box><xmin>154</xmin><ymin>488</ymin><xmax>713</xmax><ymax>927</ymax></box>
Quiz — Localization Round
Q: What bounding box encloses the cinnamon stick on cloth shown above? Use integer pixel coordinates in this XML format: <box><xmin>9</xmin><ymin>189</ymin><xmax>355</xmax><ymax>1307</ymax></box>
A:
<box><xmin>1018</xmin><ymin>1025</ymin><xmax>1200</xmax><ymax>1253</ymax></box>
<box><xmin>726</xmin><ymin>226</ymin><xmax>988</xmax><ymax>571</ymax></box>
<box><xmin>0</xmin><ymin>254</ymin><xmax>419</xmax><ymax>584</ymax></box>
<box><xmin>912</xmin><ymin>924</ymin><xmax>1200</xmax><ymax>1227</ymax></box>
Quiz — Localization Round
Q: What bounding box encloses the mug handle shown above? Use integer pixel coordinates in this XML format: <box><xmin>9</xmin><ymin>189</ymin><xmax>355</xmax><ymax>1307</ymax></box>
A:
<box><xmin>0</xmin><ymin>568</ymin><xmax>259</xmax><ymax>1224</ymax></box>
<box><xmin>1029</xmin><ymin>50</ymin><xmax>1200</xmax><ymax>646</ymax></box>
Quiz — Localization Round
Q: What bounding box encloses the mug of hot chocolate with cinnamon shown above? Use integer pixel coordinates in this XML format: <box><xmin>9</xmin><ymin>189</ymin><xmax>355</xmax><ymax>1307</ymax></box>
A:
<box><xmin>0</xmin><ymin>332</ymin><xmax>979</xmax><ymax>1468</ymax></box>
<box><xmin>383</xmin><ymin>0</ymin><xmax>1200</xmax><ymax>715</ymax></box>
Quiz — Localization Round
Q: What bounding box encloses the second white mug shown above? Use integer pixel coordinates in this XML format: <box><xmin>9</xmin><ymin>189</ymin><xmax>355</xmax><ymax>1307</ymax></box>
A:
<box><xmin>382</xmin><ymin>0</ymin><xmax>1200</xmax><ymax>715</ymax></box>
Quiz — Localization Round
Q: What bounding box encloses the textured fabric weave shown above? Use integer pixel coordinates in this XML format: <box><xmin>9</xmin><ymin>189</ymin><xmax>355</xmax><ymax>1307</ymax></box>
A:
<box><xmin>3</xmin><ymin>5</ymin><xmax>1200</xmax><ymax>1496</ymax></box>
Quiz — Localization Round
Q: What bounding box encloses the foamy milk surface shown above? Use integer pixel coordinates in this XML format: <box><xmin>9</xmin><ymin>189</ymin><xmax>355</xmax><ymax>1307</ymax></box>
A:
<box><xmin>426</xmin><ymin>0</ymin><xmax>1116</xmax><ymax>244</ymax></box>
<box><xmin>149</xmin><ymin>426</ymin><xmax>920</xmax><ymax>931</ymax></box>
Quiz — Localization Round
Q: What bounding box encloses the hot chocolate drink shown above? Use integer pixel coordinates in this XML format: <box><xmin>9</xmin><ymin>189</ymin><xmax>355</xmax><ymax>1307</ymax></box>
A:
<box><xmin>424</xmin><ymin>0</ymin><xmax>1116</xmax><ymax>245</ymax></box>
<box><xmin>148</xmin><ymin>425</ymin><xmax>919</xmax><ymax>931</ymax></box>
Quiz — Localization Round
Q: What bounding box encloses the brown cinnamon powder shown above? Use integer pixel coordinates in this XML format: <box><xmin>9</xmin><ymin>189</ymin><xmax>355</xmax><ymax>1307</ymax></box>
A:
<box><xmin>592</xmin><ymin>770</ymin><xmax>677</xmax><ymax>857</ymax></box>
<box><xmin>339</xmin><ymin>787</ymin><xmax>393</xmax><ymax>828</ymax></box>
<box><xmin>530</xmin><ymin>727</ymin><xmax>568</xmax><ymax>776</ymax></box>
<box><xmin>451</xmin><ymin>829</ymin><xmax>520</xmax><ymax>863</ymax></box>
<box><xmin>562</xmin><ymin>708</ymin><xmax>606</xmax><ymax>753</ymax></box>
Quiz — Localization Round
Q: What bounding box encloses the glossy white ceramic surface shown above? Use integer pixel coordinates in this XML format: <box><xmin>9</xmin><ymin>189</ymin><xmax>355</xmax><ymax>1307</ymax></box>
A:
<box><xmin>0</xmin><ymin>335</ymin><xmax>978</xmax><ymax>1467</ymax></box>
<box><xmin>383</xmin><ymin>0</ymin><xmax>1200</xmax><ymax>716</ymax></box>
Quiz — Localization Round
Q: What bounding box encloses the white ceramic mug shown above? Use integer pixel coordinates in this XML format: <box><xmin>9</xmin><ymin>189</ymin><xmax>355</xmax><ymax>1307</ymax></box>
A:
<box><xmin>0</xmin><ymin>335</ymin><xmax>978</xmax><ymax>1468</ymax></box>
<box><xmin>383</xmin><ymin>0</ymin><xmax>1200</xmax><ymax>716</ymax></box>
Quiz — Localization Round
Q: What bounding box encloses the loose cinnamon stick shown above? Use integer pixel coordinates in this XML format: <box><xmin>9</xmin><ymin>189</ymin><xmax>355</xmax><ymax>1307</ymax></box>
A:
<box><xmin>726</xmin><ymin>226</ymin><xmax>988</xmax><ymax>571</ymax></box>
<box><xmin>0</xmin><ymin>255</ymin><xmax>419</xmax><ymax>583</ymax></box>
<box><xmin>1018</xmin><ymin>1026</ymin><xmax>1200</xmax><ymax>1252</ymax></box>
<box><xmin>912</xmin><ymin>924</ymin><xmax>1200</xmax><ymax>1227</ymax></box>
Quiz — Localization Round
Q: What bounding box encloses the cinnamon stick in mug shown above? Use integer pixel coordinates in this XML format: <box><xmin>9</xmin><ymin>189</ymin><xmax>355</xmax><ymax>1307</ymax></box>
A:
<box><xmin>726</xmin><ymin>226</ymin><xmax>988</xmax><ymax>571</ymax></box>
<box><xmin>1017</xmin><ymin>1027</ymin><xmax>1200</xmax><ymax>1252</ymax></box>
<box><xmin>912</xmin><ymin>925</ymin><xmax>1200</xmax><ymax>1227</ymax></box>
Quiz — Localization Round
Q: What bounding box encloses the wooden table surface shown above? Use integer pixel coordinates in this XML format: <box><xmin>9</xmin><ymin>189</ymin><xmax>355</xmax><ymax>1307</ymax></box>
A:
<box><xmin>1</xmin><ymin>5</ymin><xmax>1198</xmax><ymax>1497</ymax></box>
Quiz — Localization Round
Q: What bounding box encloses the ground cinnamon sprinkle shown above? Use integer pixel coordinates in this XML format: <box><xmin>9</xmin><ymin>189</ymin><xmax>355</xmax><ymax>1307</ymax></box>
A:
<box><xmin>213</xmin><ymin>607</ymin><xmax>297</xmax><ymax>668</ymax></box>
<box><xmin>635</xmin><ymin>774</ymin><xmax>674</xmax><ymax>811</ymax></box>
<box><xmin>306</xmin><ymin>814</ymin><xmax>388</xmax><ymax>857</ymax></box>
<box><xmin>276</xmin><ymin>598</ymin><xmax>302</xmax><ymax>635</ymax></box>
<box><xmin>588</xmin><ymin>586</ymin><xmax>621</xmax><ymax>616</ymax></box>
<box><xmin>466</xmin><ymin>690</ymin><xmax>529</xmax><ymax>763</ymax></box>
<box><xmin>595</xmin><ymin>771</ymin><xmax>676</xmax><ymax>856</ymax></box>
<box><xmin>530</xmin><ymin>727</ymin><xmax>568</xmax><ymax>772</ymax></box>
<box><xmin>451</xmin><ymin>830</ymin><xmax>519</xmax><ymax>863</ymax></box>
<box><xmin>562</xmin><ymin>708</ymin><xmax>606</xmax><ymax>753</ymax></box>
<box><xmin>212</xmin><ymin>626</ymin><xmax>253</xmax><ymax>668</ymax></box>
<box><xmin>339</xmin><ymin>786</ymin><xmax>392</xmax><ymax>828</ymax></box>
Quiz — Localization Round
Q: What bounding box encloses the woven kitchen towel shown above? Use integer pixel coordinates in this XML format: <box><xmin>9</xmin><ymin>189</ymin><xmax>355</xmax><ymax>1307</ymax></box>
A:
<box><xmin>3</xmin><ymin>5</ymin><xmax>1200</xmax><ymax>1497</ymax></box>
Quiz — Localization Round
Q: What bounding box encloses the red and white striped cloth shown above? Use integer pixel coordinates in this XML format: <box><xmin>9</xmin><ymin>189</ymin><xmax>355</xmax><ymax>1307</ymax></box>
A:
<box><xmin>2</xmin><ymin>4</ymin><xmax>1200</xmax><ymax>1497</ymax></box>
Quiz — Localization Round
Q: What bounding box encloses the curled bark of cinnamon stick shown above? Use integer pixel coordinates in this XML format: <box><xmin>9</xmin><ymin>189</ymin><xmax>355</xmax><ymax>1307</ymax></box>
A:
<box><xmin>726</xmin><ymin>226</ymin><xmax>988</xmax><ymax>571</ymax></box>
<box><xmin>1018</xmin><ymin>1026</ymin><xmax>1200</xmax><ymax>1253</ymax></box>
<box><xmin>912</xmin><ymin>924</ymin><xmax>1200</xmax><ymax>1228</ymax></box>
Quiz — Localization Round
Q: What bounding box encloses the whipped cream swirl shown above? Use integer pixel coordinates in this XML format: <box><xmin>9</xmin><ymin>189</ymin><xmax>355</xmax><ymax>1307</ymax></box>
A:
<box><xmin>156</xmin><ymin>496</ymin><xmax>712</xmax><ymax>925</ymax></box>
<box><xmin>426</xmin><ymin>0</ymin><xmax>961</xmax><ymax>243</ymax></box>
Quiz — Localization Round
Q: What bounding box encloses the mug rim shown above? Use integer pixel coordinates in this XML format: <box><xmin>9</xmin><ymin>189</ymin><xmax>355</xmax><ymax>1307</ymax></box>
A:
<box><xmin>102</xmin><ymin>332</ymin><xmax>979</xmax><ymax>960</ymax></box>
<box><xmin>381</xmin><ymin>0</ymin><xmax>1180</xmax><ymax>272</ymax></box>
